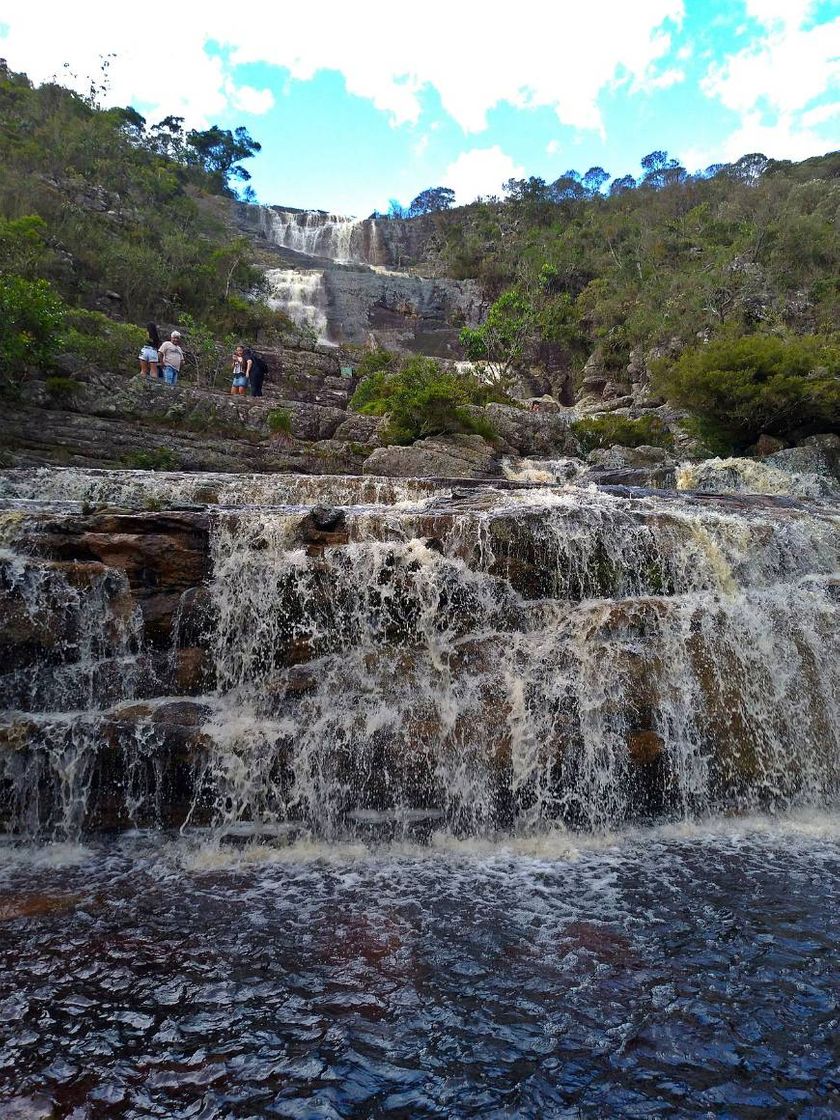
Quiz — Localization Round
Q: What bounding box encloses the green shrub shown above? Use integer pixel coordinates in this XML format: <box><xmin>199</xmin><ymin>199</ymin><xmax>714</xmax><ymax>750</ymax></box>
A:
<box><xmin>653</xmin><ymin>334</ymin><xmax>840</xmax><ymax>449</ymax></box>
<box><xmin>355</xmin><ymin>348</ymin><xmax>395</xmax><ymax>379</ymax></box>
<box><xmin>571</xmin><ymin>414</ymin><xmax>674</xmax><ymax>454</ymax></box>
<box><xmin>0</xmin><ymin>274</ymin><xmax>65</xmax><ymax>373</ymax></box>
<box><xmin>122</xmin><ymin>448</ymin><xmax>178</xmax><ymax>470</ymax></box>
<box><xmin>267</xmin><ymin>407</ymin><xmax>293</xmax><ymax>435</ymax></box>
<box><xmin>45</xmin><ymin>375</ymin><xmax>80</xmax><ymax>401</ymax></box>
<box><xmin>350</xmin><ymin>355</ymin><xmax>502</xmax><ymax>445</ymax></box>
<box><xmin>64</xmin><ymin>309</ymin><xmax>145</xmax><ymax>372</ymax></box>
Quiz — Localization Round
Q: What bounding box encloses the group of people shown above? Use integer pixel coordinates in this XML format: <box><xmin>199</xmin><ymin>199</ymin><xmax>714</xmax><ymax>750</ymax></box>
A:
<box><xmin>138</xmin><ymin>324</ymin><xmax>184</xmax><ymax>386</ymax></box>
<box><xmin>137</xmin><ymin>323</ymin><xmax>266</xmax><ymax>397</ymax></box>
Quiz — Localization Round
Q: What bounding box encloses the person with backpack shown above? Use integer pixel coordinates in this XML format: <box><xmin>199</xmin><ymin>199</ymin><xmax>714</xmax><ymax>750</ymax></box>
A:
<box><xmin>244</xmin><ymin>347</ymin><xmax>268</xmax><ymax>397</ymax></box>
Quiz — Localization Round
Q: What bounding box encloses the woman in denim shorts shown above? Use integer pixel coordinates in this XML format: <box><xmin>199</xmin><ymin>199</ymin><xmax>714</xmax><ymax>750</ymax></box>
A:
<box><xmin>231</xmin><ymin>345</ymin><xmax>249</xmax><ymax>395</ymax></box>
<box><xmin>138</xmin><ymin>323</ymin><xmax>162</xmax><ymax>380</ymax></box>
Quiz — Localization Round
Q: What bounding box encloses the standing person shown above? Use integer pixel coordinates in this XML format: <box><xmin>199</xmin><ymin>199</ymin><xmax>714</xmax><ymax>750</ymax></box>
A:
<box><xmin>138</xmin><ymin>323</ymin><xmax>162</xmax><ymax>380</ymax></box>
<box><xmin>231</xmin><ymin>345</ymin><xmax>248</xmax><ymax>396</ymax></box>
<box><xmin>245</xmin><ymin>347</ymin><xmax>267</xmax><ymax>397</ymax></box>
<box><xmin>159</xmin><ymin>330</ymin><xmax>184</xmax><ymax>386</ymax></box>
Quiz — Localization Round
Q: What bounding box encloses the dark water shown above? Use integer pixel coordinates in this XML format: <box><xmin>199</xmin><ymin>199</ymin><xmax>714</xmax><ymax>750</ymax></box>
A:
<box><xmin>1</xmin><ymin>817</ymin><xmax>838</xmax><ymax>1120</ymax></box>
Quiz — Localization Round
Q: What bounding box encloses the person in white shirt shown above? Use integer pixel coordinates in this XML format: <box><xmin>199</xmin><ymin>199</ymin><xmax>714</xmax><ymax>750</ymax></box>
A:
<box><xmin>158</xmin><ymin>331</ymin><xmax>184</xmax><ymax>386</ymax></box>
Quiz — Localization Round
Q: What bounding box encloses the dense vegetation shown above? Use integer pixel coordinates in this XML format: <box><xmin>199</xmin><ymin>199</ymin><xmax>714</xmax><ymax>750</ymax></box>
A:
<box><xmin>653</xmin><ymin>334</ymin><xmax>839</xmax><ymax>451</ymax></box>
<box><xmin>571</xmin><ymin>415</ymin><xmax>674</xmax><ymax>454</ymax></box>
<box><xmin>350</xmin><ymin>353</ymin><xmax>504</xmax><ymax>445</ymax></box>
<box><xmin>430</xmin><ymin>149</ymin><xmax>839</xmax><ymax>445</ymax></box>
<box><xmin>0</xmin><ymin>62</ymin><xmax>288</xmax><ymax>386</ymax></box>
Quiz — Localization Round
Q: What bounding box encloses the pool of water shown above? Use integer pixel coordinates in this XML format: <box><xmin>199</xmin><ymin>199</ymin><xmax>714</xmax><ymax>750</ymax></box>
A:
<box><xmin>1</xmin><ymin>815</ymin><xmax>838</xmax><ymax>1119</ymax></box>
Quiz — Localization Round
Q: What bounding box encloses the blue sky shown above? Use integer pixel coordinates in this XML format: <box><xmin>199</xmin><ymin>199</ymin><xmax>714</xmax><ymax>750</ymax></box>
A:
<box><xmin>3</xmin><ymin>0</ymin><xmax>838</xmax><ymax>214</ymax></box>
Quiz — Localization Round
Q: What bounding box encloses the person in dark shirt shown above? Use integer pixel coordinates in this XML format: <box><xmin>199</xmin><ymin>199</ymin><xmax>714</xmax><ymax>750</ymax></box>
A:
<box><xmin>245</xmin><ymin>348</ymin><xmax>267</xmax><ymax>397</ymax></box>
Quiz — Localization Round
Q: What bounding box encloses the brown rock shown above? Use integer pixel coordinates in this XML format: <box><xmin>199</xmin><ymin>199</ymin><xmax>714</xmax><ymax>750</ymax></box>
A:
<box><xmin>753</xmin><ymin>434</ymin><xmax>786</xmax><ymax>457</ymax></box>
<box><xmin>627</xmin><ymin>730</ymin><xmax>665</xmax><ymax>765</ymax></box>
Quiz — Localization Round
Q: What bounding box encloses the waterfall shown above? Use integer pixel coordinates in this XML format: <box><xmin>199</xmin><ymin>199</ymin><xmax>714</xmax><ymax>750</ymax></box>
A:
<box><xmin>265</xmin><ymin>267</ymin><xmax>330</xmax><ymax>340</ymax></box>
<box><xmin>265</xmin><ymin>208</ymin><xmax>366</xmax><ymax>263</ymax></box>
<box><xmin>2</xmin><ymin>470</ymin><xmax>837</xmax><ymax>842</ymax></box>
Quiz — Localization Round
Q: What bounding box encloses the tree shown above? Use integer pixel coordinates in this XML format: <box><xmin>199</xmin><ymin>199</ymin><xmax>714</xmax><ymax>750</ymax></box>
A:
<box><xmin>148</xmin><ymin>115</ymin><xmax>187</xmax><ymax>160</ymax></box>
<box><xmin>609</xmin><ymin>174</ymin><xmax>636</xmax><ymax>196</ymax></box>
<box><xmin>582</xmin><ymin>167</ymin><xmax>610</xmax><ymax>196</ymax></box>
<box><xmin>0</xmin><ymin>275</ymin><xmax>66</xmax><ymax>376</ymax></box>
<box><xmin>504</xmin><ymin>176</ymin><xmax>551</xmax><ymax>203</ymax></box>
<box><xmin>459</xmin><ymin>288</ymin><xmax>537</xmax><ymax>383</ymax></box>
<box><xmin>186</xmin><ymin>125</ymin><xmax>261</xmax><ymax>192</ymax></box>
<box><xmin>0</xmin><ymin>214</ymin><xmax>51</xmax><ymax>277</ymax></box>
<box><xmin>408</xmin><ymin>186</ymin><xmax>456</xmax><ymax>216</ymax></box>
<box><xmin>105</xmin><ymin>106</ymin><xmax>146</xmax><ymax>143</ymax></box>
<box><xmin>387</xmin><ymin>198</ymin><xmax>409</xmax><ymax>219</ymax></box>
<box><xmin>549</xmin><ymin>171</ymin><xmax>586</xmax><ymax>202</ymax></box>
<box><xmin>640</xmin><ymin>150</ymin><xmax>687</xmax><ymax>190</ymax></box>
<box><xmin>729</xmin><ymin>152</ymin><xmax>769</xmax><ymax>185</ymax></box>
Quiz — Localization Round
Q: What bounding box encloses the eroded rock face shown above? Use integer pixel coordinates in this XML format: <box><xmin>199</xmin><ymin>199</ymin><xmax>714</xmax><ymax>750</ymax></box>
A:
<box><xmin>2</xmin><ymin>467</ymin><xmax>838</xmax><ymax>838</ymax></box>
<box><xmin>583</xmin><ymin>445</ymin><xmax>677</xmax><ymax>489</ymax></box>
<box><xmin>765</xmin><ymin>434</ymin><xmax>840</xmax><ymax>484</ymax></box>
<box><xmin>363</xmin><ymin>434</ymin><xmax>502</xmax><ymax>478</ymax></box>
<box><xmin>22</xmin><ymin>510</ymin><xmax>210</xmax><ymax>646</ymax></box>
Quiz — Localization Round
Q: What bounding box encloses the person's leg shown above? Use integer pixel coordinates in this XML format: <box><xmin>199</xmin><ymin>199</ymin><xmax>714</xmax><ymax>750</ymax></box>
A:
<box><xmin>140</xmin><ymin>359</ymin><xmax>149</xmax><ymax>378</ymax></box>
<box><xmin>149</xmin><ymin>362</ymin><xmax>159</xmax><ymax>380</ymax></box>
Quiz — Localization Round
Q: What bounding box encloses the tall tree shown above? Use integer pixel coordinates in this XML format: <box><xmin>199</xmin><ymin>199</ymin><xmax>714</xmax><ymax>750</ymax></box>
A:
<box><xmin>582</xmin><ymin>166</ymin><xmax>610</xmax><ymax>195</ymax></box>
<box><xmin>408</xmin><ymin>186</ymin><xmax>456</xmax><ymax>216</ymax></box>
<box><xmin>186</xmin><ymin>125</ymin><xmax>261</xmax><ymax>192</ymax></box>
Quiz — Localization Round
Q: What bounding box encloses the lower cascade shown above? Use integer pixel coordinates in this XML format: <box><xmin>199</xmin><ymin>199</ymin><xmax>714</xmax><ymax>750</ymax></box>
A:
<box><xmin>1</xmin><ymin>467</ymin><xmax>838</xmax><ymax>842</ymax></box>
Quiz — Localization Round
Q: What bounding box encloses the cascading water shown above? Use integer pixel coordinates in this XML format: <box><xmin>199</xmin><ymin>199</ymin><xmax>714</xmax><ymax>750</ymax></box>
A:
<box><xmin>2</xmin><ymin>467</ymin><xmax>839</xmax><ymax>1119</ymax></box>
<box><xmin>2</xmin><ymin>469</ymin><xmax>837</xmax><ymax>842</ymax></box>
<box><xmin>264</xmin><ymin>267</ymin><xmax>330</xmax><ymax>339</ymax></box>
<box><xmin>264</xmin><ymin>207</ymin><xmax>378</xmax><ymax>265</ymax></box>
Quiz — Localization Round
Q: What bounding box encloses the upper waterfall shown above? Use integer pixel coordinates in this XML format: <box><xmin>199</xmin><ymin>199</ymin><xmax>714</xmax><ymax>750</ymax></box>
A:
<box><xmin>261</xmin><ymin>206</ymin><xmax>383</xmax><ymax>265</ymax></box>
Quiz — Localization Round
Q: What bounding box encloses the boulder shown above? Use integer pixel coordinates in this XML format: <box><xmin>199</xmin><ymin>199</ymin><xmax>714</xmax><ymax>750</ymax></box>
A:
<box><xmin>468</xmin><ymin>403</ymin><xmax>578</xmax><ymax>457</ymax></box>
<box><xmin>363</xmin><ymin>434</ymin><xmax>502</xmax><ymax>478</ymax></box>
<box><xmin>587</xmin><ymin>444</ymin><xmax>673</xmax><ymax>470</ymax></box>
<box><xmin>753</xmin><ymin>433</ymin><xmax>787</xmax><ymax>458</ymax></box>
<box><xmin>332</xmin><ymin>413</ymin><xmax>382</xmax><ymax>444</ymax></box>
<box><xmin>765</xmin><ymin>433</ymin><xmax>840</xmax><ymax>484</ymax></box>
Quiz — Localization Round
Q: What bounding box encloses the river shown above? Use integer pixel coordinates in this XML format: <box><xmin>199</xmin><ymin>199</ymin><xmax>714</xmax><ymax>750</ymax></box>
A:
<box><xmin>0</xmin><ymin>466</ymin><xmax>838</xmax><ymax>1117</ymax></box>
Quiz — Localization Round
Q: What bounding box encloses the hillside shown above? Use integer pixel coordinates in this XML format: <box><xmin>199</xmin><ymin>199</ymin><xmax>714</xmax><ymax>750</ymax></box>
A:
<box><xmin>0</xmin><ymin>60</ymin><xmax>837</xmax><ymax>471</ymax></box>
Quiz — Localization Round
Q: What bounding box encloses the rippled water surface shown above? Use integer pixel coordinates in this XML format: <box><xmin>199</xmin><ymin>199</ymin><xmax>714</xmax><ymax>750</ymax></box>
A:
<box><xmin>1</xmin><ymin>818</ymin><xmax>838</xmax><ymax>1119</ymax></box>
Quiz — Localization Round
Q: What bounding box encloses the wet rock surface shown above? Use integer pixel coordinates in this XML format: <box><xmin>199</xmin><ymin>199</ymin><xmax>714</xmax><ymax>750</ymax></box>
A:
<box><xmin>1</xmin><ymin>467</ymin><xmax>837</xmax><ymax>840</ymax></box>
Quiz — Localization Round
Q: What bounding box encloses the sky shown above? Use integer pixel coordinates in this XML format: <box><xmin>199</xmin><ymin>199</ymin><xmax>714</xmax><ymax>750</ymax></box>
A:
<box><xmin>1</xmin><ymin>0</ymin><xmax>838</xmax><ymax>216</ymax></box>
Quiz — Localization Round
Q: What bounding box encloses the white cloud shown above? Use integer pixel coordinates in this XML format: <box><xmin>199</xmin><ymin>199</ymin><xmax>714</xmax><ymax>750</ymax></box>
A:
<box><xmin>546</xmin><ymin>140</ymin><xmax>562</xmax><ymax>156</ymax></box>
<box><xmin>682</xmin><ymin>109</ymin><xmax>834</xmax><ymax>171</ymax></box>
<box><xmin>444</xmin><ymin>147</ymin><xmax>525</xmax><ymax>204</ymax></box>
<box><xmin>696</xmin><ymin>4</ymin><xmax>839</xmax><ymax>167</ymax></box>
<box><xmin>228</xmin><ymin>84</ymin><xmax>275</xmax><ymax>116</ymax></box>
<box><xmin>412</xmin><ymin>134</ymin><xmax>430</xmax><ymax>159</ymax></box>
<box><xmin>703</xmin><ymin>16</ymin><xmax>840</xmax><ymax>117</ymax></box>
<box><xmin>640</xmin><ymin>67</ymin><xmax>684</xmax><ymax>91</ymax></box>
<box><xmin>801</xmin><ymin>102</ymin><xmax>840</xmax><ymax>129</ymax></box>
<box><xmin>0</xmin><ymin>0</ymin><xmax>684</xmax><ymax>133</ymax></box>
<box><xmin>745</xmin><ymin>0</ymin><xmax>814</xmax><ymax>29</ymax></box>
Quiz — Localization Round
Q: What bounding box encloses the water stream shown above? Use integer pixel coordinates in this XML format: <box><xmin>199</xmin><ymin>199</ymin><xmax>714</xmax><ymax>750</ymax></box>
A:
<box><xmin>1</xmin><ymin>467</ymin><xmax>838</xmax><ymax>1118</ymax></box>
